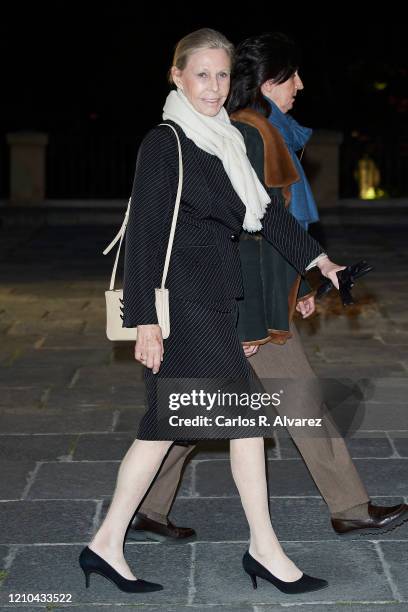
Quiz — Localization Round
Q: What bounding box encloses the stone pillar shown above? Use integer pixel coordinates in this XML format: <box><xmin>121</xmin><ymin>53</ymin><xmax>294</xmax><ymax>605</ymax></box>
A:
<box><xmin>303</xmin><ymin>130</ymin><xmax>343</xmax><ymax>208</ymax></box>
<box><xmin>6</xmin><ymin>132</ymin><xmax>48</xmax><ymax>204</ymax></box>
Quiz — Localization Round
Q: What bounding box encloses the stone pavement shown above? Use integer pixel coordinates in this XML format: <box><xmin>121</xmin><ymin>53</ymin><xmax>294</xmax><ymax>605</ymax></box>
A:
<box><xmin>0</xmin><ymin>221</ymin><xmax>407</xmax><ymax>611</ymax></box>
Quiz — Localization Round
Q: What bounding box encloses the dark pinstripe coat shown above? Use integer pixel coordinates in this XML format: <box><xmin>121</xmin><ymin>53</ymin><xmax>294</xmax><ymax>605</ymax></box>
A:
<box><xmin>122</xmin><ymin>121</ymin><xmax>322</xmax><ymax>329</ymax></box>
<box><xmin>121</xmin><ymin>120</ymin><xmax>323</xmax><ymax>439</ymax></box>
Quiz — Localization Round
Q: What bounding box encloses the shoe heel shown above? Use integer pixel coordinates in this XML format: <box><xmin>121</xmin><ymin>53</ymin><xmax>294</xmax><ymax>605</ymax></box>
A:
<box><xmin>247</xmin><ymin>571</ymin><xmax>257</xmax><ymax>589</ymax></box>
<box><xmin>82</xmin><ymin>569</ymin><xmax>91</xmax><ymax>588</ymax></box>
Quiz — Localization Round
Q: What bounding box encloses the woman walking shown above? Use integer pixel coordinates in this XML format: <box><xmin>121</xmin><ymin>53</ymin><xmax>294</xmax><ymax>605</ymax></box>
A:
<box><xmin>79</xmin><ymin>28</ymin><xmax>344</xmax><ymax>596</ymax></box>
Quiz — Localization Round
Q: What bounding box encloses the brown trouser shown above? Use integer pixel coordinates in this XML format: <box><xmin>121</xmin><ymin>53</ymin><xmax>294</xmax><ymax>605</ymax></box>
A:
<box><xmin>139</xmin><ymin>324</ymin><xmax>369</xmax><ymax>521</ymax></box>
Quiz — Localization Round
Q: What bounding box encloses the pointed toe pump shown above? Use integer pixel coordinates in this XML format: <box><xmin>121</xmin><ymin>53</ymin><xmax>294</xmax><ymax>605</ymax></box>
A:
<box><xmin>242</xmin><ymin>551</ymin><xmax>328</xmax><ymax>595</ymax></box>
<box><xmin>79</xmin><ymin>546</ymin><xmax>163</xmax><ymax>593</ymax></box>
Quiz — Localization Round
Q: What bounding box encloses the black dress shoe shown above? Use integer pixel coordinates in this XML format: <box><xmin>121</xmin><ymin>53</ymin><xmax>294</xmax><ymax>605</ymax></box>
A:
<box><xmin>242</xmin><ymin>551</ymin><xmax>328</xmax><ymax>594</ymax></box>
<box><xmin>332</xmin><ymin>502</ymin><xmax>408</xmax><ymax>536</ymax></box>
<box><xmin>79</xmin><ymin>546</ymin><xmax>163</xmax><ymax>592</ymax></box>
<box><xmin>127</xmin><ymin>513</ymin><xmax>196</xmax><ymax>543</ymax></box>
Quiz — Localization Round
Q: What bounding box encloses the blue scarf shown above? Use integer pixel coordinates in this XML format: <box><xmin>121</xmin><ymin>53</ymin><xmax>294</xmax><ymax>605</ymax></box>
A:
<box><xmin>265</xmin><ymin>98</ymin><xmax>319</xmax><ymax>228</ymax></box>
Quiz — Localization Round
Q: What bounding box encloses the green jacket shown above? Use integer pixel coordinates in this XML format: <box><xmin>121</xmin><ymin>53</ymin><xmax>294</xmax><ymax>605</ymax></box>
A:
<box><xmin>231</xmin><ymin>110</ymin><xmax>313</xmax><ymax>344</ymax></box>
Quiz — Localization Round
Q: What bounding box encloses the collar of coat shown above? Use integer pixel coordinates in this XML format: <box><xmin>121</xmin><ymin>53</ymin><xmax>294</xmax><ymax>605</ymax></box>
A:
<box><xmin>230</xmin><ymin>108</ymin><xmax>299</xmax><ymax>189</ymax></box>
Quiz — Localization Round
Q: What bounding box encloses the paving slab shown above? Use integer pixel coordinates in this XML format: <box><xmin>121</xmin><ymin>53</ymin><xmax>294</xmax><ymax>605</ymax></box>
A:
<box><xmin>343</xmin><ymin>459</ymin><xmax>408</xmax><ymax>496</ymax></box>
<box><xmin>82</xmin><ymin>319</ymin><xmax>108</xmax><ymax>335</ymax></box>
<box><xmin>0</xmin><ymin>338</ymin><xmax>44</xmax><ymax>366</ymax></box>
<box><xmin>0</xmin><ymin>545</ymin><xmax>10</xmax><ymax>572</ymax></box>
<box><xmin>73</xmin><ymin>433</ymin><xmax>135</xmax><ymax>461</ymax></box>
<box><xmin>255</xmin><ymin>605</ymin><xmax>407</xmax><ymax>611</ymax></box>
<box><xmin>378</xmin><ymin>332</ymin><xmax>408</xmax><ymax>346</ymax></box>
<box><xmin>298</xmin><ymin>315</ymin><xmax>393</xmax><ymax>338</ymax></box>
<box><xmin>358</xmin><ymin>404</ymin><xmax>408</xmax><ymax>431</ymax></box>
<box><xmin>377</xmin><ymin>541</ymin><xmax>408</xmax><ymax>600</ymax></box>
<box><xmin>25</xmin><ymin>462</ymin><xmax>120</xmax><ymax>500</ymax></box>
<box><xmin>13</xmin><ymin>348</ymin><xmax>112</xmax><ymax>369</ymax></box>
<box><xmin>321</xmin><ymin>344</ymin><xmax>408</xmax><ymax>364</ymax></box>
<box><xmin>0</xmin><ymin>408</ymin><xmax>115</xmax><ymax>434</ymax></box>
<box><xmin>0</xmin><ymin>435</ymin><xmax>76</xmax><ymax>462</ymax></box>
<box><xmin>0</xmin><ymin>388</ymin><xmax>44</xmax><ymax>409</ymax></box>
<box><xmin>170</xmin><ymin>496</ymin><xmax>408</xmax><ymax>543</ymax></box>
<box><xmin>52</xmin><ymin>607</ymin><xmax>251</xmax><ymax>612</ymax></box>
<box><xmin>0</xmin><ymin>461</ymin><xmax>37</xmax><ymax>500</ymax></box>
<box><xmin>312</xmin><ymin>364</ymin><xmax>407</xmax><ymax>378</ymax></box>
<box><xmin>0</xmin><ymin>366</ymin><xmax>74</xmax><ymax>387</ymax></box>
<box><xmin>111</xmin><ymin>383</ymin><xmax>148</xmax><ymax>408</ymax></box>
<box><xmin>298</xmin><ymin>322</ymin><xmax>376</xmax><ymax>340</ymax></box>
<box><xmin>344</xmin><ymin>433</ymin><xmax>395</xmax><ymax>458</ymax></box>
<box><xmin>72</xmin><ymin>365</ymin><xmax>144</xmax><ymax>387</ymax></box>
<box><xmin>6</xmin><ymin>319</ymin><xmax>86</xmax><ymax>335</ymax></box>
<box><xmin>194</xmin><ymin>458</ymin><xmax>408</xmax><ymax>498</ymax></box>
<box><xmin>389</xmin><ymin>433</ymin><xmax>408</xmax><ymax>457</ymax></box>
<box><xmin>305</xmin><ymin>396</ymin><xmax>408</xmax><ymax>434</ymax></box>
<box><xmin>277</xmin><ymin>432</ymin><xmax>394</xmax><ymax>459</ymax></box>
<box><xmin>0</xmin><ymin>303</ymin><xmax>49</xmax><ymax>320</ymax></box>
<box><xmin>41</xmin><ymin>333</ymin><xmax>110</xmax><ymax>349</ymax></box>
<box><xmin>45</xmin><ymin>386</ymin><xmax>115</xmax><ymax>410</ymax></box>
<box><xmin>0</xmin><ymin>543</ymin><xmax>191</xmax><ymax>606</ymax></box>
<box><xmin>363</xmin><ymin>378</ymin><xmax>408</xmax><ymax>404</ymax></box>
<box><xmin>27</xmin><ymin>460</ymin><xmax>193</xmax><ymax>500</ymax></box>
<box><xmin>113</xmin><ymin>408</ymin><xmax>148</xmax><ymax>433</ymax></box>
<box><xmin>194</xmin><ymin>459</ymin><xmax>319</xmax><ymax>498</ymax></box>
<box><xmin>313</xmin><ymin>334</ymin><xmax>397</xmax><ymax>349</ymax></box>
<box><xmin>0</xmin><ymin>500</ymin><xmax>97</xmax><ymax>544</ymax></box>
<box><xmin>192</xmin><ymin>541</ymin><xmax>393</xmax><ymax>605</ymax></box>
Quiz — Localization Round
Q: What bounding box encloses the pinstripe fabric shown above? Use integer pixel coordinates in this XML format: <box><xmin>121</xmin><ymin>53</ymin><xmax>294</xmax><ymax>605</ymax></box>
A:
<box><xmin>121</xmin><ymin>120</ymin><xmax>324</xmax><ymax>440</ymax></box>
<box><xmin>140</xmin><ymin>298</ymin><xmax>273</xmax><ymax>440</ymax></box>
<box><xmin>122</xmin><ymin>121</ymin><xmax>322</xmax><ymax>328</ymax></box>
<box><xmin>261</xmin><ymin>199</ymin><xmax>321</xmax><ymax>272</ymax></box>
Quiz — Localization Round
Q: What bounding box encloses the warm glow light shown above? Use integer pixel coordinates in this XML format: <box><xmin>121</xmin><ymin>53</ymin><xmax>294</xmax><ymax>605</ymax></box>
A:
<box><xmin>361</xmin><ymin>187</ymin><xmax>376</xmax><ymax>199</ymax></box>
<box><xmin>374</xmin><ymin>82</ymin><xmax>387</xmax><ymax>90</ymax></box>
<box><xmin>356</xmin><ymin>156</ymin><xmax>385</xmax><ymax>200</ymax></box>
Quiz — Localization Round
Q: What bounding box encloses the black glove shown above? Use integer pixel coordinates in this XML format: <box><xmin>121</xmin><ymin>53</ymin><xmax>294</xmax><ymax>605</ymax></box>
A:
<box><xmin>315</xmin><ymin>260</ymin><xmax>374</xmax><ymax>306</ymax></box>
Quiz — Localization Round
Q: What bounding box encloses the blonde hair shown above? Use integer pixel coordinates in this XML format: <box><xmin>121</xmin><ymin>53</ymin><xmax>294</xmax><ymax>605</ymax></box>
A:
<box><xmin>168</xmin><ymin>28</ymin><xmax>234</xmax><ymax>84</ymax></box>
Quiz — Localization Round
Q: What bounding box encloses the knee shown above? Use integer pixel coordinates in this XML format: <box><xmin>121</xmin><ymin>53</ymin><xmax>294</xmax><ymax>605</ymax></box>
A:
<box><xmin>230</xmin><ymin>437</ymin><xmax>265</xmax><ymax>450</ymax></box>
<box><xmin>133</xmin><ymin>438</ymin><xmax>173</xmax><ymax>453</ymax></box>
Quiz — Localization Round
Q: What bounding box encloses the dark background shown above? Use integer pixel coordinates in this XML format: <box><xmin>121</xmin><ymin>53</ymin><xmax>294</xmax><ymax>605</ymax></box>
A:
<box><xmin>1</xmin><ymin>6</ymin><xmax>407</xmax><ymax>198</ymax></box>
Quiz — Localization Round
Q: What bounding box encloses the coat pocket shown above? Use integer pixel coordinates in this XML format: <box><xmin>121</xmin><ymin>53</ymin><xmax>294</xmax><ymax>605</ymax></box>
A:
<box><xmin>168</xmin><ymin>244</ymin><xmax>228</xmax><ymax>303</ymax></box>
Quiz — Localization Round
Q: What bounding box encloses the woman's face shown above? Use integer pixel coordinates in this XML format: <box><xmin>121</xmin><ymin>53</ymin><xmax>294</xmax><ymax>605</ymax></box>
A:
<box><xmin>261</xmin><ymin>71</ymin><xmax>304</xmax><ymax>114</ymax></box>
<box><xmin>171</xmin><ymin>48</ymin><xmax>231</xmax><ymax>116</ymax></box>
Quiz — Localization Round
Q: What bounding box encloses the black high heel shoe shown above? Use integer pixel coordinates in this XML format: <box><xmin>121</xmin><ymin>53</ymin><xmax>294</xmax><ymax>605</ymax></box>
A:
<box><xmin>316</xmin><ymin>260</ymin><xmax>373</xmax><ymax>306</ymax></box>
<box><xmin>79</xmin><ymin>546</ymin><xmax>163</xmax><ymax>593</ymax></box>
<box><xmin>242</xmin><ymin>551</ymin><xmax>328</xmax><ymax>595</ymax></box>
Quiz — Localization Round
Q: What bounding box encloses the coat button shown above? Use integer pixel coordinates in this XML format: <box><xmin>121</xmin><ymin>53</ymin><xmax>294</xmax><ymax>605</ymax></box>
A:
<box><xmin>230</xmin><ymin>234</ymin><xmax>238</xmax><ymax>242</ymax></box>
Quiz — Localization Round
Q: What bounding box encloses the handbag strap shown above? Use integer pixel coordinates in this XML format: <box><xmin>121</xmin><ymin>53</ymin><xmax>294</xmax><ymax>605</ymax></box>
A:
<box><xmin>103</xmin><ymin>123</ymin><xmax>183</xmax><ymax>291</ymax></box>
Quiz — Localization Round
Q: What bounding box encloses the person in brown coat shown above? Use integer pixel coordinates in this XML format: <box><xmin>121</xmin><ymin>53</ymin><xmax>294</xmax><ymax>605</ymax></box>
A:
<box><xmin>128</xmin><ymin>32</ymin><xmax>408</xmax><ymax>546</ymax></box>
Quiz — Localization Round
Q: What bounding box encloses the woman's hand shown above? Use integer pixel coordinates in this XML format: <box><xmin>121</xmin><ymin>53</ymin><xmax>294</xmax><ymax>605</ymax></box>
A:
<box><xmin>135</xmin><ymin>324</ymin><xmax>164</xmax><ymax>374</ymax></box>
<box><xmin>316</xmin><ymin>256</ymin><xmax>346</xmax><ymax>290</ymax></box>
<box><xmin>296</xmin><ymin>295</ymin><xmax>315</xmax><ymax>318</ymax></box>
<box><xmin>242</xmin><ymin>343</ymin><xmax>259</xmax><ymax>358</ymax></box>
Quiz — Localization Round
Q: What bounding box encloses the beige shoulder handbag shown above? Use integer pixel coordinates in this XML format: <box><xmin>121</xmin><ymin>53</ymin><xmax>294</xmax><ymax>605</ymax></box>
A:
<box><xmin>103</xmin><ymin>123</ymin><xmax>183</xmax><ymax>341</ymax></box>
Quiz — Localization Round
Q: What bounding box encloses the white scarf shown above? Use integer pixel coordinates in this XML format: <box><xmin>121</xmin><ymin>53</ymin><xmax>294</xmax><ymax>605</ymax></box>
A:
<box><xmin>162</xmin><ymin>89</ymin><xmax>270</xmax><ymax>232</ymax></box>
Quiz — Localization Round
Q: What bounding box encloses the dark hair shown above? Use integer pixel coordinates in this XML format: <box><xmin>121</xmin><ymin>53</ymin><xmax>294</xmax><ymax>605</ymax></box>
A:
<box><xmin>227</xmin><ymin>32</ymin><xmax>300</xmax><ymax>116</ymax></box>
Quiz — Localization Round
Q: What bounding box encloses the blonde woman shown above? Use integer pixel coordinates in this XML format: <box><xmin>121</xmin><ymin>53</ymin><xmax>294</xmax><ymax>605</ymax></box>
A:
<box><xmin>79</xmin><ymin>28</ymin><xmax>344</xmax><ymax>596</ymax></box>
